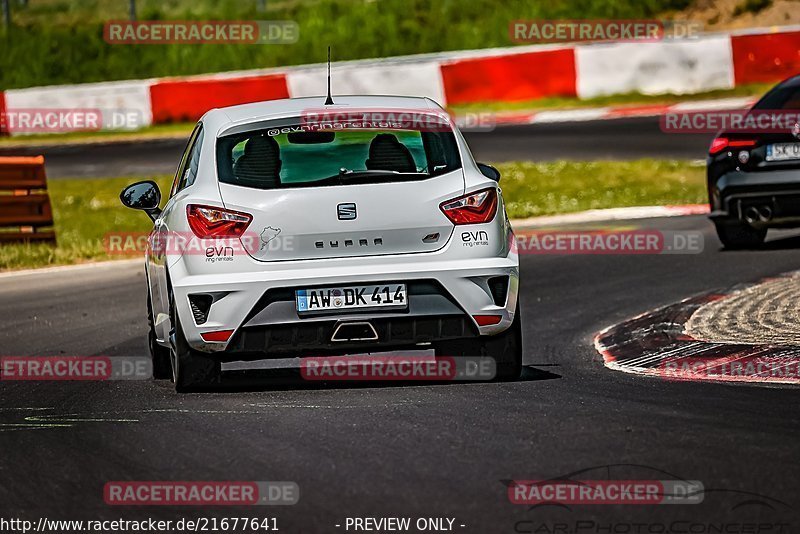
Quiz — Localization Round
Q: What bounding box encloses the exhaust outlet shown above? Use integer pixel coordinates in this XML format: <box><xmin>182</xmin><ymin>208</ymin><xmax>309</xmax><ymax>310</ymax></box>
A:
<box><xmin>331</xmin><ymin>321</ymin><xmax>379</xmax><ymax>342</ymax></box>
<box><xmin>744</xmin><ymin>206</ymin><xmax>761</xmax><ymax>225</ymax></box>
<box><xmin>743</xmin><ymin>205</ymin><xmax>773</xmax><ymax>225</ymax></box>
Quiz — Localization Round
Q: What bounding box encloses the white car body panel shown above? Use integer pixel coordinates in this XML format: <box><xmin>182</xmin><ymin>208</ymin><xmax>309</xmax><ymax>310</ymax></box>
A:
<box><xmin>146</xmin><ymin>95</ymin><xmax>520</xmax><ymax>356</ymax></box>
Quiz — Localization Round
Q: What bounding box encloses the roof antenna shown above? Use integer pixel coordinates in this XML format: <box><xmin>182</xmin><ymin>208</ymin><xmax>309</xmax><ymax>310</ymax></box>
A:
<box><xmin>324</xmin><ymin>45</ymin><xmax>335</xmax><ymax>105</ymax></box>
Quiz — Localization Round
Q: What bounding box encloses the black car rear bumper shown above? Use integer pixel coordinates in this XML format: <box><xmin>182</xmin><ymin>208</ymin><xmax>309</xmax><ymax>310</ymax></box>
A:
<box><xmin>709</xmin><ymin>169</ymin><xmax>800</xmax><ymax>227</ymax></box>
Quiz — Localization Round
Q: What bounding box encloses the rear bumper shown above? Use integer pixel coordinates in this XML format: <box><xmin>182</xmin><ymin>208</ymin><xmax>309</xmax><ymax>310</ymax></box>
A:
<box><xmin>170</xmin><ymin>253</ymin><xmax>519</xmax><ymax>355</ymax></box>
<box><xmin>709</xmin><ymin>169</ymin><xmax>800</xmax><ymax>227</ymax></box>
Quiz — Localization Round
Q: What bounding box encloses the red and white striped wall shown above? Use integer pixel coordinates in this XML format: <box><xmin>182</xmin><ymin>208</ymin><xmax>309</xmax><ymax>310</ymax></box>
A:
<box><xmin>1</xmin><ymin>26</ymin><xmax>799</xmax><ymax>135</ymax></box>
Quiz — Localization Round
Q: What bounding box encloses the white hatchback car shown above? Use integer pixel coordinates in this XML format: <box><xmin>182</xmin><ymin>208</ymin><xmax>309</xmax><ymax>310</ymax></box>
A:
<box><xmin>121</xmin><ymin>95</ymin><xmax>521</xmax><ymax>391</ymax></box>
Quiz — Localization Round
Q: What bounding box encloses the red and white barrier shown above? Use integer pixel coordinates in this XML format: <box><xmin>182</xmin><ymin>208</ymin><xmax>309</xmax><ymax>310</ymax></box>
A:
<box><xmin>730</xmin><ymin>29</ymin><xmax>800</xmax><ymax>85</ymax></box>
<box><xmin>440</xmin><ymin>46</ymin><xmax>576</xmax><ymax>105</ymax></box>
<box><xmin>0</xmin><ymin>25</ymin><xmax>798</xmax><ymax>135</ymax></box>
<box><xmin>286</xmin><ymin>59</ymin><xmax>446</xmax><ymax>103</ymax></box>
<box><xmin>2</xmin><ymin>80</ymin><xmax>154</xmax><ymax>134</ymax></box>
<box><xmin>0</xmin><ymin>92</ymin><xmax>6</xmax><ymax>135</ymax></box>
<box><xmin>149</xmin><ymin>72</ymin><xmax>289</xmax><ymax>124</ymax></box>
<box><xmin>575</xmin><ymin>35</ymin><xmax>734</xmax><ymax>98</ymax></box>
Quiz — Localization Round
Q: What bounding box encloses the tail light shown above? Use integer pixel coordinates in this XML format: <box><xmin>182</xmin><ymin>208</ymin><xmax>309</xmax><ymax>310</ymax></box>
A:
<box><xmin>473</xmin><ymin>314</ymin><xmax>502</xmax><ymax>326</ymax></box>
<box><xmin>200</xmin><ymin>329</ymin><xmax>234</xmax><ymax>342</ymax></box>
<box><xmin>187</xmin><ymin>205</ymin><xmax>252</xmax><ymax>238</ymax></box>
<box><xmin>709</xmin><ymin>137</ymin><xmax>756</xmax><ymax>155</ymax></box>
<box><xmin>440</xmin><ymin>187</ymin><xmax>498</xmax><ymax>225</ymax></box>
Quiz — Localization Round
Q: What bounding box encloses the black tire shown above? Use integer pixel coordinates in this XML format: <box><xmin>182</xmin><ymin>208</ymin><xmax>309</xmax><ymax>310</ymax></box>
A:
<box><xmin>435</xmin><ymin>305</ymin><xmax>523</xmax><ymax>381</ymax></box>
<box><xmin>147</xmin><ymin>292</ymin><xmax>172</xmax><ymax>379</ymax></box>
<box><xmin>715</xmin><ymin>221</ymin><xmax>766</xmax><ymax>249</ymax></box>
<box><xmin>485</xmin><ymin>308</ymin><xmax>523</xmax><ymax>380</ymax></box>
<box><xmin>169</xmin><ymin>297</ymin><xmax>221</xmax><ymax>393</ymax></box>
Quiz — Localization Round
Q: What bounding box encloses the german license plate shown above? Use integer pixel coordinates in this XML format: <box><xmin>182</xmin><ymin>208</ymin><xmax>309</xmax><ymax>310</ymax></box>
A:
<box><xmin>296</xmin><ymin>284</ymin><xmax>408</xmax><ymax>313</ymax></box>
<box><xmin>766</xmin><ymin>143</ymin><xmax>800</xmax><ymax>161</ymax></box>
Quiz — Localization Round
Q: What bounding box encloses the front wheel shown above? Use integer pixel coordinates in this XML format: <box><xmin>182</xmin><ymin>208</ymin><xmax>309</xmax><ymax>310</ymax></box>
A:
<box><xmin>170</xmin><ymin>298</ymin><xmax>221</xmax><ymax>393</ymax></box>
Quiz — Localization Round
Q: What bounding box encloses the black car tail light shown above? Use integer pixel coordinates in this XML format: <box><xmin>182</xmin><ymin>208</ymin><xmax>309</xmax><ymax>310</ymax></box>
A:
<box><xmin>709</xmin><ymin>137</ymin><xmax>757</xmax><ymax>156</ymax></box>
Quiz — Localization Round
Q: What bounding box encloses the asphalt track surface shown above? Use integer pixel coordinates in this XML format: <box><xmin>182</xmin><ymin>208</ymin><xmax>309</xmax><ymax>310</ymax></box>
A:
<box><xmin>2</xmin><ymin>214</ymin><xmax>800</xmax><ymax>531</ymax></box>
<box><xmin>0</xmin><ymin>116</ymin><xmax>797</xmax><ymax>529</ymax></box>
<box><xmin>0</xmin><ymin>116</ymin><xmax>715</xmax><ymax>179</ymax></box>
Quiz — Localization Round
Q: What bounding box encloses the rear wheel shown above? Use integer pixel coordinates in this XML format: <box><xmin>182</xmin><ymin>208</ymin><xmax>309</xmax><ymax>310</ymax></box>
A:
<box><xmin>487</xmin><ymin>309</ymin><xmax>523</xmax><ymax>380</ymax></box>
<box><xmin>714</xmin><ymin>221</ymin><xmax>766</xmax><ymax>249</ymax></box>
<box><xmin>147</xmin><ymin>292</ymin><xmax>171</xmax><ymax>379</ymax></box>
<box><xmin>435</xmin><ymin>306</ymin><xmax>523</xmax><ymax>381</ymax></box>
<box><xmin>169</xmin><ymin>297</ymin><xmax>221</xmax><ymax>393</ymax></box>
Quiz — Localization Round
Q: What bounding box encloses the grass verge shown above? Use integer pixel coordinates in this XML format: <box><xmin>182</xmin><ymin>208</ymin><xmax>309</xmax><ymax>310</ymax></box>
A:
<box><xmin>448</xmin><ymin>84</ymin><xmax>769</xmax><ymax>114</ymax></box>
<box><xmin>0</xmin><ymin>175</ymin><xmax>172</xmax><ymax>271</ymax></box>
<box><xmin>0</xmin><ymin>160</ymin><xmax>707</xmax><ymax>271</ymax></box>
<box><xmin>496</xmin><ymin>159</ymin><xmax>706</xmax><ymax>219</ymax></box>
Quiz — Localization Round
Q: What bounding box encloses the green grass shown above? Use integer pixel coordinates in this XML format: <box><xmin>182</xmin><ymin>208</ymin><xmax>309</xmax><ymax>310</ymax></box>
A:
<box><xmin>0</xmin><ymin>175</ymin><xmax>171</xmax><ymax>270</ymax></box>
<box><xmin>0</xmin><ymin>160</ymin><xmax>707</xmax><ymax>271</ymax></box>
<box><xmin>497</xmin><ymin>159</ymin><xmax>706</xmax><ymax>219</ymax></box>
<box><xmin>449</xmin><ymin>84</ymin><xmax>771</xmax><ymax>114</ymax></box>
<box><xmin>0</xmin><ymin>0</ymin><xmax>693</xmax><ymax>89</ymax></box>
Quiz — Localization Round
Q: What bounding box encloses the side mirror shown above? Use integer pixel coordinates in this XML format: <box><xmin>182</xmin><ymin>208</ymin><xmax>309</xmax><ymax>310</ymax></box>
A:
<box><xmin>477</xmin><ymin>163</ymin><xmax>501</xmax><ymax>182</ymax></box>
<box><xmin>120</xmin><ymin>180</ymin><xmax>162</xmax><ymax>221</ymax></box>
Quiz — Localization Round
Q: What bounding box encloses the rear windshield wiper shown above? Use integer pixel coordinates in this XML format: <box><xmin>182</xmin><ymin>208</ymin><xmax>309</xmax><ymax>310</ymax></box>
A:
<box><xmin>283</xmin><ymin>170</ymin><xmax>428</xmax><ymax>188</ymax></box>
<box><xmin>338</xmin><ymin>168</ymin><xmax>398</xmax><ymax>177</ymax></box>
<box><xmin>331</xmin><ymin>169</ymin><xmax>425</xmax><ymax>181</ymax></box>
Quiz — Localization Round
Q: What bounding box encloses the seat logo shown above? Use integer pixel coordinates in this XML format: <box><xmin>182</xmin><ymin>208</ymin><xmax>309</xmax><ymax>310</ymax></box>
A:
<box><xmin>337</xmin><ymin>203</ymin><xmax>357</xmax><ymax>220</ymax></box>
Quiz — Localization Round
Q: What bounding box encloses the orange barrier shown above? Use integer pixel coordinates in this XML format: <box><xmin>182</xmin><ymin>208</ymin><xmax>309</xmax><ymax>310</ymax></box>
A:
<box><xmin>0</xmin><ymin>156</ymin><xmax>56</xmax><ymax>244</ymax></box>
<box><xmin>149</xmin><ymin>73</ymin><xmax>290</xmax><ymax>124</ymax></box>
<box><xmin>731</xmin><ymin>30</ymin><xmax>800</xmax><ymax>85</ymax></box>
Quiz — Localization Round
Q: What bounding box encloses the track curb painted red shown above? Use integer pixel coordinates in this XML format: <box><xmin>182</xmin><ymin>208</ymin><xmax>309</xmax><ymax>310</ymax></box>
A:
<box><xmin>594</xmin><ymin>273</ymin><xmax>800</xmax><ymax>386</ymax></box>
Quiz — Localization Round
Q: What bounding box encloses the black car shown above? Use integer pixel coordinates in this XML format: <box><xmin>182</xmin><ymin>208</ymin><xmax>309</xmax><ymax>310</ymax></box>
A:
<box><xmin>708</xmin><ymin>74</ymin><xmax>800</xmax><ymax>248</ymax></box>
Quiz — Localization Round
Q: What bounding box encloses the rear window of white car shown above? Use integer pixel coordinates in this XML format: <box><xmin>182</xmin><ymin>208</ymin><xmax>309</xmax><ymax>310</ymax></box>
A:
<box><xmin>216</xmin><ymin>119</ymin><xmax>462</xmax><ymax>190</ymax></box>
